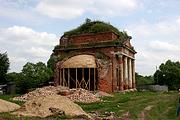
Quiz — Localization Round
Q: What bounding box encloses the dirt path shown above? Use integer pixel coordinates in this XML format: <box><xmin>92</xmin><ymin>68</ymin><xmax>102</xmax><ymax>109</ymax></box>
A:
<box><xmin>138</xmin><ymin>105</ymin><xmax>153</xmax><ymax>120</ymax></box>
<box><xmin>121</xmin><ymin>111</ymin><xmax>130</xmax><ymax>120</ymax></box>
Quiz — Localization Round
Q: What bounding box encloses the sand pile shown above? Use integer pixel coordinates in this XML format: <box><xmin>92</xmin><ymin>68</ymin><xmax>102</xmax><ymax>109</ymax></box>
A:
<box><xmin>13</xmin><ymin>95</ymin><xmax>91</xmax><ymax>119</ymax></box>
<box><xmin>13</xmin><ymin>86</ymin><xmax>69</xmax><ymax>101</ymax></box>
<box><xmin>0</xmin><ymin>99</ymin><xmax>20</xmax><ymax>112</ymax></box>
<box><xmin>67</xmin><ymin>88</ymin><xmax>100</xmax><ymax>103</ymax></box>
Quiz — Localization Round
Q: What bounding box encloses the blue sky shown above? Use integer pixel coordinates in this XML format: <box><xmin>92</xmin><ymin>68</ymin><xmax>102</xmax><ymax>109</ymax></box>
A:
<box><xmin>0</xmin><ymin>0</ymin><xmax>180</xmax><ymax>75</ymax></box>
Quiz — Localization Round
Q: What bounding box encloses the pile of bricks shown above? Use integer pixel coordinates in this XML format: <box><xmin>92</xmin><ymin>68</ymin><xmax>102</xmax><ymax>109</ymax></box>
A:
<box><xmin>67</xmin><ymin>88</ymin><xmax>100</xmax><ymax>103</ymax></box>
<box><xmin>94</xmin><ymin>91</ymin><xmax>113</xmax><ymax>98</ymax></box>
<box><xmin>13</xmin><ymin>86</ymin><xmax>100</xmax><ymax>103</ymax></box>
<box><xmin>89</xmin><ymin>111</ymin><xmax>115</xmax><ymax>120</ymax></box>
<box><xmin>13</xmin><ymin>86</ymin><xmax>69</xmax><ymax>101</ymax></box>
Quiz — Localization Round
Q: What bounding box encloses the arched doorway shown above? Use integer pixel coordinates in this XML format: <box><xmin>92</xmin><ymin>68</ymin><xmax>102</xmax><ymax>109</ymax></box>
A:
<box><xmin>59</xmin><ymin>55</ymin><xmax>98</xmax><ymax>91</ymax></box>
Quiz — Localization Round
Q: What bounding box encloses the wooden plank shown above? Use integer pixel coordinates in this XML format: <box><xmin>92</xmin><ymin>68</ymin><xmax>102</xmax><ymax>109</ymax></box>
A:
<box><xmin>94</xmin><ymin>68</ymin><xmax>96</xmax><ymax>91</ymax></box>
<box><xmin>76</xmin><ymin>68</ymin><xmax>77</xmax><ymax>88</ymax></box>
<box><xmin>63</xmin><ymin>68</ymin><xmax>65</xmax><ymax>86</ymax></box>
<box><xmin>60</xmin><ymin>69</ymin><xmax>62</xmax><ymax>86</ymax></box>
<box><xmin>68</xmin><ymin>68</ymin><xmax>70</xmax><ymax>87</ymax></box>
<box><xmin>89</xmin><ymin>68</ymin><xmax>91</xmax><ymax>91</ymax></box>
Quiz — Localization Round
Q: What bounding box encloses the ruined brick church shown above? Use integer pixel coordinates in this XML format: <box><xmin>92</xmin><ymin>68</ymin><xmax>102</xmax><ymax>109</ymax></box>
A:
<box><xmin>52</xmin><ymin>20</ymin><xmax>136</xmax><ymax>92</ymax></box>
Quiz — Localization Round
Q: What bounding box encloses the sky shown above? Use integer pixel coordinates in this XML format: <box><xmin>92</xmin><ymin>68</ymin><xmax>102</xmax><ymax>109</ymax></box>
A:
<box><xmin>0</xmin><ymin>0</ymin><xmax>180</xmax><ymax>75</ymax></box>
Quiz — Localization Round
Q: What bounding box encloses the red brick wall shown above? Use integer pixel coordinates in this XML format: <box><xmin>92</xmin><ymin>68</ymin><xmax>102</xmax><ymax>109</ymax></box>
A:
<box><xmin>54</xmin><ymin>43</ymin><xmax>136</xmax><ymax>92</ymax></box>
<box><xmin>99</xmin><ymin>79</ymin><xmax>112</xmax><ymax>93</ymax></box>
<box><xmin>60</xmin><ymin>32</ymin><xmax>119</xmax><ymax>45</ymax></box>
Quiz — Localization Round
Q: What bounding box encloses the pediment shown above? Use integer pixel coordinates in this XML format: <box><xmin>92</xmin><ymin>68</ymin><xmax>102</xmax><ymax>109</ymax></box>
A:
<box><xmin>124</xmin><ymin>39</ymin><xmax>132</xmax><ymax>48</ymax></box>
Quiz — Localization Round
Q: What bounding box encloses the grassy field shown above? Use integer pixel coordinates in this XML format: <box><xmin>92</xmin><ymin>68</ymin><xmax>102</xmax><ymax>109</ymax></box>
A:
<box><xmin>80</xmin><ymin>91</ymin><xmax>180</xmax><ymax>120</ymax></box>
<box><xmin>0</xmin><ymin>91</ymin><xmax>180</xmax><ymax>120</ymax></box>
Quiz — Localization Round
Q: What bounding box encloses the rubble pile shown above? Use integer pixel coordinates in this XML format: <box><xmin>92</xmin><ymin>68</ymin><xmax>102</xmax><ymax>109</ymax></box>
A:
<box><xmin>11</xmin><ymin>86</ymin><xmax>116</xmax><ymax>119</ymax></box>
<box><xmin>67</xmin><ymin>88</ymin><xmax>101</xmax><ymax>103</ymax></box>
<box><xmin>13</xmin><ymin>86</ymin><xmax>69</xmax><ymax>101</ymax></box>
<box><xmin>13</xmin><ymin>86</ymin><xmax>101</xmax><ymax>103</ymax></box>
<box><xmin>89</xmin><ymin>111</ymin><xmax>115</xmax><ymax>120</ymax></box>
<box><xmin>95</xmin><ymin>91</ymin><xmax>113</xmax><ymax>98</ymax></box>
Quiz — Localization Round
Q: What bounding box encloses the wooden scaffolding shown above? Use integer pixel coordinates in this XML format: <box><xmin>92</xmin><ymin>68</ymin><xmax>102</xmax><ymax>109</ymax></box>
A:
<box><xmin>59</xmin><ymin>68</ymin><xmax>97</xmax><ymax>91</ymax></box>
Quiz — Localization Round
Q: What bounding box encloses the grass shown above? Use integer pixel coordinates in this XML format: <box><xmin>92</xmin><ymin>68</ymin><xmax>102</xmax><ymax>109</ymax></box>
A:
<box><xmin>0</xmin><ymin>94</ymin><xmax>24</xmax><ymax>105</ymax></box>
<box><xmin>0</xmin><ymin>91</ymin><xmax>180</xmax><ymax>120</ymax></box>
<box><xmin>78</xmin><ymin>91</ymin><xmax>180</xmax><ymax>120</ymax></box>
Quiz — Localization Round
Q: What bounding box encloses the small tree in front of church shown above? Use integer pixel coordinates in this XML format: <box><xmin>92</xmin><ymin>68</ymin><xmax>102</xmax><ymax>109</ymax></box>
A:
<box><xmin>0</xmin><ymin>52</ymin><xmax>9</xmax><ymax>84</ymax></box>
<box><xmin>154</xmin><ymin>60</ymin><xmax>180</xmax><ymax>90</ymax></box>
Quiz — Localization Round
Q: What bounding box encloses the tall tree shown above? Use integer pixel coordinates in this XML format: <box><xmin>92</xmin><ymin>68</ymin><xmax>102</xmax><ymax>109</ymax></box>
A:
<box><xmin>0</xmin><ymin>52</ymin><xmax>9</xmax><ymax>84</ymax></box>
<box><xmin>20</xmin><ymin>62</ymin><xmax>53</xmax><ymax>93</ymax></box>
<box><xmin>47</xmin><ymin>54</ymin><xmax>58</xmax><ymax>71</ymax></box>
<box><xmin>6</xmin><ymin>72</ymin><xmax>23</xmax><ymax>93</ymax></box>
<box><xmin>154</xmin><ymin>60</ymin><xmax>180</xmax><ymax>90</ymax></box>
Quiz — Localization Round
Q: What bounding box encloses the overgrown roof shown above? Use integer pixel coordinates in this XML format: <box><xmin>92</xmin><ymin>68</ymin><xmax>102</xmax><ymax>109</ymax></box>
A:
<box><xmin>63</xmin><ymin>19</ymin><xmax>129</xmax><ymax>40</ymax></box>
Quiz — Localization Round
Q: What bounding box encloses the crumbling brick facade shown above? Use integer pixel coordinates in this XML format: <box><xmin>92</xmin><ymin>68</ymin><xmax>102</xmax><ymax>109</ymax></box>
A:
<box><xmin>53</xmin><ymin>31</ymin><xmax>136</xmax><ymax>93</ymax></box>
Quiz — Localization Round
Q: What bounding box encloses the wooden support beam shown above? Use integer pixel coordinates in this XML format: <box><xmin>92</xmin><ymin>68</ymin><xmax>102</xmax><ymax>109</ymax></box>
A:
<box><xmin>68</xmin><ymin>68</ymin><xmax>70</xmax><ymax>87</ymax></box>
<box><xmin>60</xmin><ymin>69</ymin><xmax>62</xmax><ymax>86</ymax></box>
<box><xmin>63</xmin><ymin>68</ymin><xmax>65</xmax><ymax>86</ymax></box>
<box><xmin>94</xmin><ymin>68</ymin><xmax>96</xmax><ymax>91</ymax></box>
<box><xmin>82</xmin><ymin>68</ymin><xmax>84</xmax><ymax>88</ymax></box>
<box><xmin>89</xmin><ymin>68</ymin><xmax>91</xmax><ymax>91</ymax></box>
<box><xmin>76</xmin><ymin>68</ymin><xmax>77</xmax><ymax>88</ymax></box>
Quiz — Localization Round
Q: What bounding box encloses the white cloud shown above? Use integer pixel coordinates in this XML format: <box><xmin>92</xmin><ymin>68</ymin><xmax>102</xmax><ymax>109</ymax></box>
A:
<box><xmin>36</xmin><ymin>0</ymin><xmax>91</xmax><ymax>19</ymax></box>
<box><xmin>0</xmin><ymin>0</ymin><xmax>42</xmax><ymax>22</ymax></box>
<box><xmin>36</xmin><ymin>0</ymin><xmax>139</xmax><ymax>19</ymax></box>
<box><xmin>131</xmin><ymin>24</ymin><xmax>152</xmax><ymax>37</ymax></box>
<box><xmin>127</xmin><ymin>18</ymin><xmax>180</xmax><ymax>75</ymax></box>
<box><xmin>89</xmin><ymin>0</ymin><xmax>138</xmax><ymax>16</ymax></box>
<box><xmin>26</xmin><ymin>47</ymin><xmax>52</xmax><ymax>57</ymax></box>
<box><xmin>0</xmin><ymin>26</ymin><xmax>58</xmax><ymax>72</ymax></box>
<box><xmin>0</xmin><ymin>26</ymin><xmax>57</xmax><ymax>46</ymax></box>
<box><xmin>9</xmin><ymin>56</ymin><xmax>27</xmax><ymax>72</ymax></box>
<box><xmin>0</xmin><ymin>0</ymin><xmax>140</xmax><ymax>20</ymax></box>
<box><xmin>149</xmin><ymin>41</ymin><xmax>180</xmax><ymax>51</ymax></box>
<box><xmin>176</xmin><ymin>18</ymin><xmax>180</xmax><ymax>24</ymax></box>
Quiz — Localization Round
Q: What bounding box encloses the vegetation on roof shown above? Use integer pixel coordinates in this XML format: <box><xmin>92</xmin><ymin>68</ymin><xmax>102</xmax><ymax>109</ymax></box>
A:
<box><xmin>63</xmin><ymin>18</ymin><xmax>129</xmax><ymax>40</ymax></box>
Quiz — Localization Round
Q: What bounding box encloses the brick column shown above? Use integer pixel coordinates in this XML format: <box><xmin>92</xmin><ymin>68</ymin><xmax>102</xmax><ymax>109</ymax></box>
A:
<box><xmin>120</xmin><ymin>56</ymin><xmax>124</xmax><ymax>91</ymax></box>
<box><xmin>124</xmin><ymin>56</ymin><xmax>128</xmax><ymax>89</ymax></box>
<box><xmin>132</xmin><ymin>60</ymin><xmax>136</xmax><ymax>88</ymax></box>
<box><xmin>111</xmin><ymin>54</ymin><xmax>116</xmax><ymax>92</ymax></box>
<box><xmin>54</xmin><ymin>67</ymin><xmax>59</xmax><ymax>86</ymax></box>
<box><xmin>128</xmin><ymin>58</ymin><xmax>132</xmax><ymax>89</ymax></box>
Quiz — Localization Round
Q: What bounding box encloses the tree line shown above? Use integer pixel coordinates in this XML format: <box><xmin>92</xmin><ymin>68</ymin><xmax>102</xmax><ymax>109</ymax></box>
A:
<box><xmin>136</xmin><ymin>60</ymin><xmax>180</xmax><ymax>90</ymax></box>
<box><xmin>154</xmin><ymin>60</ymin><xmax>180</xmax><ymax>90</ymax></box>
<box><xmin>0</xmin><ymin>52</ymin><xmax>53</xmax><ymax>94</ymax></box>
<box><xmin>0</xmin><ymin>52</ymin><xmax>180</xmax><ymax>94</ymax></box>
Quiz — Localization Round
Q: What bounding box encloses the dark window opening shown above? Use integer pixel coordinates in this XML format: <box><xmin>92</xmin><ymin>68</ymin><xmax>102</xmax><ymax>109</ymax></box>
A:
<box><xmin>59</xmin><ymin>68</ymin><xmax>98</xmax><ymax>91</ymax></box>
